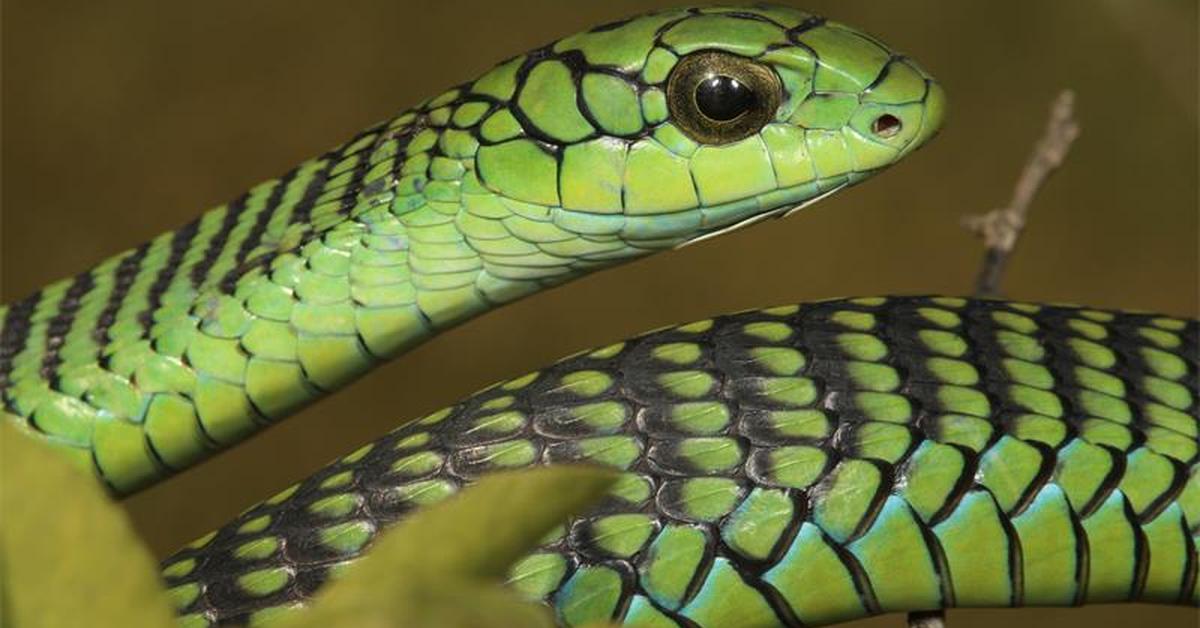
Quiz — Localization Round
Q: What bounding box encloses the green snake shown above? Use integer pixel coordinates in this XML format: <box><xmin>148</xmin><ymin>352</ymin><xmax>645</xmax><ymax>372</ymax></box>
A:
<box><xmin>162</xmin><ymin>297</ymin><xmax>1198</xmax><ymax>627</ymax></box>
<box><xmin>2</xmin><ymin>5</ymin><xmax>1195</xmax><ymax>627</ymax></box>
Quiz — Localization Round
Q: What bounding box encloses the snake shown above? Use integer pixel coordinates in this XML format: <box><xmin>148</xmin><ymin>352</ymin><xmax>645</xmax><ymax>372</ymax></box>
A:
<box><xmin>163</xmin><ymin>297</ymin><xmax>1199</xmax><ymax>627</ymax></box>
<box><xmin>1</xmin><ymin>4</ymin><xmax>1194</xmax><ymax>628</ymax></box>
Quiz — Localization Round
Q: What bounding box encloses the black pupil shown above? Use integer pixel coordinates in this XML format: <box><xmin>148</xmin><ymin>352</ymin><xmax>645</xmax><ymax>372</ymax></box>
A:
<box><xmin>695</xmin><ymin>75</ymin><xmax>755</xmax><ymax>122</ymax></box>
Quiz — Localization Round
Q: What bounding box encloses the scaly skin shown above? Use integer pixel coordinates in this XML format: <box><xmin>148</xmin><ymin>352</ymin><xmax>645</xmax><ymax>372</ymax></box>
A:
<box><xmin>161</xmin><ymin>296</ymin><xmax>1199</xmax><ymax>627</ymax></box>
<box><xmin>0</xmin><ymin>6</ymin><xmax>944</xmax><ymax>494</ymax></box>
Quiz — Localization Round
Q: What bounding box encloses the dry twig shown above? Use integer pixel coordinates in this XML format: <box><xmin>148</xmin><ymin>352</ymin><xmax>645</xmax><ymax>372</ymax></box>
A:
<box><xmin>964</xmin><ymin>90</ymin><xmax>1080</xmax><ymax>297</ymax></box>
<box><xmin>908</xmin><ymin>610</ymin><xmax>946</xmax><ymax>628</ymax></box>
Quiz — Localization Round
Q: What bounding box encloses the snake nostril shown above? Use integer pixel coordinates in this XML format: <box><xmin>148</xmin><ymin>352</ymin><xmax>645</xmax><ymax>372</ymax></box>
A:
<box><xmin>871</xmin><ymin>114</ymin><xmax>902</xmax><ymax>138</ymax></box>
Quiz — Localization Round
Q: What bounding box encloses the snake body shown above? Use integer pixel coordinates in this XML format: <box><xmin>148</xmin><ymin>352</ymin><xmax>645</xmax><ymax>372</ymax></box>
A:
<box><xmin>163</xmin><ymin>296</ymin><xmax>1199</xmax><ymax>626</ymax></box>
<box><xmin>1</xmin><ymin>5</ymin><xmax>943</xmax><ymax>494</ymax></box>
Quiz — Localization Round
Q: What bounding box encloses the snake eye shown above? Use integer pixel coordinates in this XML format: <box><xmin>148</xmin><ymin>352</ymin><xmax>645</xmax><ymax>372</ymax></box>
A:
<box><xmin>695</xmin><ymin>75</ymin><xmax>756</xmax><ymax>121</ymax></box>
<box><xmin>871</xmin><ymin>114</ymin><xmax>902</xmax><ymax>138</ymax></box>
<box><xmin>667</xmin><ymin>51</ymin><xmax>781</xmax><ymax>145</ymax></box>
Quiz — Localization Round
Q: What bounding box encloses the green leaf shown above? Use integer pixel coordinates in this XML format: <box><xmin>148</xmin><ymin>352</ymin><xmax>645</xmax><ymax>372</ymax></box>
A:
<box><xmin>0</xmin><ymin>421</ymin><xmax>175</xmax><ymax>628</ymax></box>
<box><xmin>278</xmin><ymin>580</ymin><xmax>556</xmax><ymax>628</ymax></box>
<box><xmin>271</xmin><ymin>465</ymin><xmax>616</xmax><ymax>628</ymax></box>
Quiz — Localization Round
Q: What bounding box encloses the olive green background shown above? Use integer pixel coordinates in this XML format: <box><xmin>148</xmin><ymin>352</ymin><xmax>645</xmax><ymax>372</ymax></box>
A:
<box><xmin>3</xmin><ymin>1</ymin><xmax>1197</xmax><ymax>626</ymax></box>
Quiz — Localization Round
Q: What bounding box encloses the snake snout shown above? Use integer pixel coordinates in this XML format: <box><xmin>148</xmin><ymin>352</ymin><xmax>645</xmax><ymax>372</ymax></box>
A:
<box><xmin>914</xmin><ymin>80</ymin><xmax>948</xmax><ymax>149</ymax></box>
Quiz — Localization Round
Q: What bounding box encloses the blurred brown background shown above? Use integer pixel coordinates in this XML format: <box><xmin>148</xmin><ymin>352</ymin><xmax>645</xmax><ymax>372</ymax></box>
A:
<box><xmin>3</xmin><ymin>1</ymin><xmax>1197</xmax><ymax>626</ymax></box>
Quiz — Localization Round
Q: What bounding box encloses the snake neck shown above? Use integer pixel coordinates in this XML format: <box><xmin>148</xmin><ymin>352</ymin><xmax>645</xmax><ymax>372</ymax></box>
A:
<box><xmin>0</xmin><ymin>98</ymin><xmax>632</xmax><ymax>494</ymax></box>
<box><xmin>1</xmin><ymin>64</ymin><xmax>727</xmax><ymax>493</ymax></box>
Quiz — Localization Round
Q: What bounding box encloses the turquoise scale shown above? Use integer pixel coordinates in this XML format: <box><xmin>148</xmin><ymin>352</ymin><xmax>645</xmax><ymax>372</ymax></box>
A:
<box><xmin>157</xmin><ymin>296</ymin><xmax>1199</xmax><ymax>626</ymax></box>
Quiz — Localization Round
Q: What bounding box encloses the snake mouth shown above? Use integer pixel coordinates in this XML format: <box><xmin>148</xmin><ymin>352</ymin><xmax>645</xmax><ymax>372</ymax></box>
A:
<box><xmin>548</xmin><ymin>170</ymin><xmax>874</xmax><ymax>251</ymax></box>
<box><xmin>676</xmin><ymin>181</ymin><xmax>850</xmax><ymax>249</ymax></box>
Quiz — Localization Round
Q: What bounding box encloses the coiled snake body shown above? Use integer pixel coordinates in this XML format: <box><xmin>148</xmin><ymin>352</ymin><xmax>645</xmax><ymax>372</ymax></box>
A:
<box><xmin>2</xmin><ymin>5</ymin><xmax>1195</xmax><ymax>627</ymax></box>
<box><xmin>166</xmin><ymin>297</ymin><xmax>1199</xmax><ymax>627</ymax></box>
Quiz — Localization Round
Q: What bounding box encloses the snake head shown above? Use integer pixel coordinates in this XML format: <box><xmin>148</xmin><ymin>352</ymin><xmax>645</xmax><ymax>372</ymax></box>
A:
<box><xmin>413</xmin><ymin>5</ymin><xmax>945</xmax><ymax>286</ymax></box>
